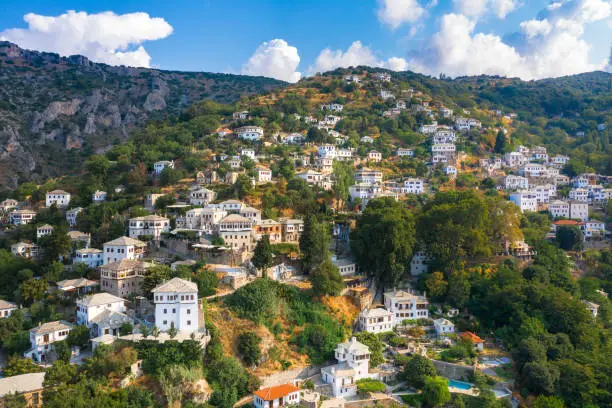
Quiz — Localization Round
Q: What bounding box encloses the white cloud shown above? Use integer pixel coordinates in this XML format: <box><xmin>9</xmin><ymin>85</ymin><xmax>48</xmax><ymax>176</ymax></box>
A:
<box><xmin>405</xmin><ymin>0</ymin><xmax>611</xmax><ymax>80</ymax></box>
<box><xmin>309</xmin><ymin>41</ymin><xmax>409</xmax><ymax>74</ymax></box>
<box><xmin>520</xmin><ymin>19</ymin><xmax>553</xmax><ymax>38</ymax></box>
<box><xmin>0</xmin><ymin>10</ymin><xmax>173</xmax><ymax>67</ymax></box>
<box><xmin>452</xmin><ymin>0</ymin><xmax>520</xmax><ymax>18</ymax></box>
<box><xmin>242</xmin><ymin>39</ymin><xmax>301</xmax><ymax>83</ymax></box>
<box><xmin>377</xmin><ymin>0</ymin><xmax>426</xmax><ymax>29</ymax></box>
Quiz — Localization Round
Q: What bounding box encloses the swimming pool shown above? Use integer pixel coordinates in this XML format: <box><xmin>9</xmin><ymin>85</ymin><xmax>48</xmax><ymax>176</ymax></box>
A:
<box><xmin>448</xmin><ymin>380</ymin><xmax>473</xmax><ymax>390</ymax></box>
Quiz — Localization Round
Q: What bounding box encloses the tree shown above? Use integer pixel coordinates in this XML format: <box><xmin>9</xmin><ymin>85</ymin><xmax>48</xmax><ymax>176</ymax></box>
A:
<box><xmin>422</xmin><ymin>376</ymin><xmax>451</xmax><ymax>407</ymax></box>
<box><xmin>143</xmin><ymin>265</ymin><xmax>172</xmax><ymax>296</ymax></box>
<box><xmin>238</xmin><ymin>332</ymin><xmax>262</xmax><ymax>367</ymax></box>
<box><xmin>299</xmin><ymin>215</ymin><xmax>331</xmax><ymax>273</ymax></box>
<box><xmin>53</xmin><ymin>340</ymin><xmax>71</xmax><ymax>363</ymax></box>
<box><xmin>38</xmin><ymin>224</ymin><xmax>72</xmax><ymax>264</ymax></box>
<box><xmin>555</xmin><ymin>226</ymin><xmax>583</xmax><ymax>251</ymax></box>
<box><xmin>355</xmin><ymin>332</ymin><xmax>384</xmax><ymax>368</ymax></box>
<box><xmin>44</xmin><ymin>360</ymin><xmax>77</xmax><ymax>387</ymax></box>
<box><xmin>311</xmin><ymin>258</ymin><xmax>344</xmax><ymax>297</ymax></box>
<box><xmin>522</xmin><ymin>361</ymin><xmax>559</xmax><ymax>395</ymax></box>
<box><xmin>195</xmin><ymin>268</ymin><xmax>218</xmax><ymax>297</ymax></box>
<box><xmin>168</xmin><ymin>322</ymin><xmax>178</xmax><ymax>339</ymax></box>
<box><xmin>119</xmin><ymin>323</ymin><xmax>134</xmax><ymax>336</ymax></box>
<box><xmin>332</xmin><ymin>161</ymin><xmax>354</xmax><ymax>208</ymax></box>
<box><xmin>140</xmin><ymin>325</ymin><xmax>150</xmax><ymax>339</ymax></box>
<box><xmin>234</xmin><ymin>174</ymin><xmax>253</xmax><ymax>199</ymax></box>
<box><xmin>425</xmin><ymin>272</ymin><xmax>448</xmax><ymax>299</ymax></box>
<box><xmin>350</xmin><ymin>198</ymin><xmax>416</xmax><ymax>286</ymax></box>
<box><xmin>159</xmin><ymin>365</ymin><xmax>202</xmax><ymax>407</ymax></box>
<box><xmin>86</xmin><ymin>155</ymin><xmax>111</xmax><ymax>180</ymax></box>
<box><xmin>19</xmin><ymin>278</ymin><xmax>47</xmax><ymax>306</ymax></box>
<box><xmin>2</xmin><ymin>356</ymin><xmax>43</xmax><ymax>377</ymax></box>
<box><xmin>67</xmin><ymin>325</ymin><xmax>91</xmax><ymax>348</ymax></box>
<box><xmin>402</xmin><ymin>355</ymin><xmax>437</xmax><ymax>389</ymax></box>
<box><xmin>252</xmin><ymin>235</ymin><xmax>274</xmax><ymax>272</ymax></box>
<box><xmin>532</xmin><ymin>395</ymin><xmax>566</xmax><ymax>408</ymax></box>
<box><xmin>494</xmin><ymin>130</ymin><xmax>506</xmax><ymax>153</ymax></box>
<box><xmin>447</xmin><ymin>272</ymin><xmax>471</xmax><ymax>308</ymax></box>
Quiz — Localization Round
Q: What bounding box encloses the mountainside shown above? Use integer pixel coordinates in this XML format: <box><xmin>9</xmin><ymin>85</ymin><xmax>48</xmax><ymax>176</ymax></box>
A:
<box><xmin>0</xmin><ymin>41</ymin><xmax>286</xmax><ymax>189</ymax></box>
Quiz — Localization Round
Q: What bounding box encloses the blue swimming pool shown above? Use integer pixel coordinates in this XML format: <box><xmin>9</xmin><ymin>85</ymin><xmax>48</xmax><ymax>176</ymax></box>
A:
<box><xmin>448</xmin><ymin>380</ymin><xmax>473</xmax><ymax>390</ymax></box>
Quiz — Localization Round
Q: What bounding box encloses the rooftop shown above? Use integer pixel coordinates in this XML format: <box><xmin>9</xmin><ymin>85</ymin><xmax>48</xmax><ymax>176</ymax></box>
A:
<box><xmin>0</xmin><ymin>299</ymin><xmax>17</xmax><ymax>309</ymax></box>
<box><xmin>77</xmin><ymin>292</ymin><xmax>126</xmax><ymax>307</ymax></box>
<box><xmin>104</xmin><ymin>236</ymin><xmax>147</xmax><ymax>247</ymax></box>
<box><xmin>460</xmin><ymin>331</ymin><xmax>484</xmax><ymax>343</ymax></box>
<box><xmin>30</xmin><ymin>320</ymin><xmax>72</xmax><ymax>335</ymax></box>
<box><xmin>0</xmin><ymin>372</ymin><xmax>46</xmax><ymax>397</ymax></box>
<box><xmin>253</xmin><ymin>384</ymin><xmax>301</xmax><ymax>401</ymax></box>
<box><xmin>57</xmin><ymin>278</ymin><xmax>99</xmax><ymax>290</ymax></box>
<box><xmin>151</xmin><ymin>277</ymin><xmax>198</xmax><ymax>293</ymax></box>
<box><xmin>100</xmin><ymin>259</ymin><xmax>153</xmax><ymax>273</ymax></box>
<box><xmin>337</xmin><ymin>336</ymin><xmax>370</xmax><ymax>354</ymax></box>
<box><xmin>360</xmin><ymin>308</ymin><xmax>391</xmax><ymax>318</ymax></box>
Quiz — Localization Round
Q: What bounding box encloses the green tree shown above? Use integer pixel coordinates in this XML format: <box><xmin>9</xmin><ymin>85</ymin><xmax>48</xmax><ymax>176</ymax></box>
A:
<box><xmin>142</xmin><ymin>265</ymin><xmax>172</xmax><ymax>296</ymax></box>
<box><xmin>119</xmin><ymin>322</ymin><xmax>134</xmax><ymax>336</ymax></box>
<box><xmin>332</xmin><ymin>161</ymin><xmax>354</xmax><ymax>208</ymax></box>
<box><xmin>494</xmin><ymin>130</ymin><xmax>506</xmax><ymax>153</ymax></box>
<box><xmin>38</xmin><ymin>224</ymin><xmax>72</xmax><ymax>264</ymax></box>
<box><xmin>86</xmin><ymin>155</ymin><xmax>111</xmax><ymax>180</ymax></box>
<box><xmin>555</xmin><ymin>226</ymin><xmax>583</xmax><ymax>251</ymax></box>
<box><xmin>355</xmin><ymin>332</ymin><xmax>384</xmax><ymax>368</ymax></box>
<box><xmin>311</xmin><ymin>258</ymin><xmax>344</xmax><ymax>297</ymax></box>
<box><xmin>2</xmin><ymin>356</ymin><xmax>44</xmax><ymax>377</ymax></box>
<box><xmin>195</xmin><ymin>268</ymin><xmax>219</xmax><ymax>297</ymax></box>
<box><xmin>159</xmin><ymin>364</ymin><xmax>202</xmax><ymax>407</ymax></box>
<box><xmin>67</xmin><ymin>324</ymin><xmax>91</xmax><ymax>348</ymax></box>
<box><xmin>402</xmin><ymin>355</ymin><xmax>437</xmax><ymax>389</ymax></box>
<box><xmin>425</xmin><ymin>272</ymin><xmax>448</xmax><ymax>299</ymax></box>
<box><xmin>252</xmin><ymin>235</ymin><xmax>274</xmax><ymax>273</ymax></box>
<box><xmin>299</xmin><ymin>215</ymin><xmax>331</xmax><ymax>273</ymax></box>
<box><xmin>522</xmin><ymin>361</ymin><xmax>559</xmax><ymax>395</ymax></box>
<box><xmin>234</xmin><ymin>174</ymin><xmax>253</xmax><ymax>199</ymax></box>
<box><xmin>19</xmin><ymin>278</ymin><xmax>47</xmax><ymax>306</ymax></box>
<box><xmin>44</xmin><ymin>360</ymin><xmax>77</xmax><ymax>387</ymax></box>
<box><xmin>350</xmin><ymin>197</ymin><xmax>416</xmax><ymax>286</ymax></box>
<box><xmin>238</xmin><ymin>332</ymin><xmax>262</xmax><ymax>367</ymax></box>
<box><xmin>422</xmin><ymin>376</ymin><xmax>451</xmax><ymax>407</ymax></box>
<box><xmin>532</xmin><ymin>395</ymin><xmax>566</xmax><ymax>408</ymax></box>
<box><xmin>53</xmin><ymin>340</ymin><xmax>71</xmax><ymax>363</ymax></box>
<box><xmin>168</xmin><ymin>322</ymin><xmax>178</xmax><ymax>338</ymax></box>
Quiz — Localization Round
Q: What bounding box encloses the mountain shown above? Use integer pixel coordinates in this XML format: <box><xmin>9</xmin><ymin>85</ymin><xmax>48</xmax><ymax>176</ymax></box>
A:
<box><xmin>0</xmin><ymin>41</ymin><xmax>287</xmax><ymax>189</ymax></box>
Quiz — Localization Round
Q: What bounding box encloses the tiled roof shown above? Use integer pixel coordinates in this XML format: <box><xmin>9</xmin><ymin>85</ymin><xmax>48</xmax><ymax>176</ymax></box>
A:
<box><xmin>460</xmin><ymin>331</ymin><xmax>484</xmax><ymax>343</ymax></box>
<box><xmin>0</xmin><ymin>299</ymin><xmax>17</xmax><ymax>309</ymax></box>
<box><xmin>130</xmin><ymin>215</ymin><xmax>169</xmax><ymax>222</ymax></box>
<box><xmin>253</xmin><ymin>384</ymin><xmax>300</xmax><ymax>401</ymax></box>
<box><xmin>360</xmin><ymin>308</ymin><xmax>391</xmax><ymax>318</ymax></box>
<box><xmin>151</xmin><ymin>277</ymin><xmax>198</xmax><ymax>293</ymax></box>
<box><xmin>220</xmin><ymin>214</ymin><xmax>252</xmax><ymax>224</ymax></box>
<box><xmin>30</xmin><ymin>320</ymin><xmax>72</xmax><ymax>335</ymax></box>
<box><xmin>0</xmin><ymin>372</ymin><xmax>45</xmax><ymax>397</ymax></box>
<box><xmin>57</xmin><ymin>278</ymin><xmax>99</xmax><ymax>290</ymax></box>
<box><xmin>100</xmin><ymin>259</ymin><xmax>152</xmax><ymax>272</ymax></box>
<box><xmin>104</xmin><ymin>236</ymin><xmax>147</xmax><ymax>247</ymax></box>
<box><xmin>337</xmin><ymin>336</ymin><xmax>370</xmax><ymax>354</ymax></box>
<box><xmin>77</xmin><ymin>292</ymin><xmax>125</xmax><ymax>307</ymax></box>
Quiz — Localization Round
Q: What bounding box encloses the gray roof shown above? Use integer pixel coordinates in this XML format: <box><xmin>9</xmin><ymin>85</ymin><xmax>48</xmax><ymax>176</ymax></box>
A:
<box><xmin>100</xmin><ymin>259</ymin><xmax>153</xmax><ymax>273</ymax></box>
<box><xmin>0</xmin><ymin>372</ymin><xmax>46</xmax><ymax>397</ymax></box>
<box><xmin>103</xmin><ymin>236</ymin><xmax>146</xmax><ymax>247</ymax></box>
<box><xmin>30</xmin><ymin>320</ymin><xmax>72</xmax><ymax>335</ymax></box>
<box><xmin>90</xmin><ymin>309</ymin><xmax>131</xmax><ymax>327</ymax></box>
<box><xmin>77</xmin><ymin>292</ymin><xmax>125</xmax><ymax>307</ymax></box>
<box><xmin>151</xmin><ymin>277</ymin><xmax>197</xmax><ymax>293</ymax></box>
<box><xmin>360</xmin><ymin>308</ymin><xmax>391</xmax><ymax>318</ymax></box>
<box><xmin>56</xmin><ymin>278</ymin><xmax>99</xmax><ymax>290</ymax></box>
<box><xmin>0</xmin><ymin>299</ymin><xmax>18</xmax><ymax>310</ymax></box>
<box><xmin>337</xmin><ymin>337</ymin><xmax>370</xmax><ymax>354</ymax></box>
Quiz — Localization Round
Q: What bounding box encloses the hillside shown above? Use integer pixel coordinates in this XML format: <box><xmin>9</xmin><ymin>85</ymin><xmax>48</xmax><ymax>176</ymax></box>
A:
<box><xmin>0</xmin><ymin>41</ymin><xmax>286</xmax><ymax>189</ymax></box>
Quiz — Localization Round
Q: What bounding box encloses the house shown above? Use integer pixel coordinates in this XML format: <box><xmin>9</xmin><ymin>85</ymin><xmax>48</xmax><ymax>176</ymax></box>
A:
<box><xmin>548</xmin><ymin>200</ymin><xmax>570</xmax><ymax>219</ymax></box>
<box><xmin>396</xmin><ymin>148</ymin><xmax>414</xmax><ymax>157</ymax></box>
<box><xmin>189</xmin><ymin>187</ymin><xmax>216</xmax><ymax>206</ymax></box>
<box><xmin>216</xmin><ymin>127</ymin><xmax>233</xmax><ymax>137</ymax></box>
<box><xmin>74</xmin><ymin>248</ymin><xmax>104</xmax><ymax>268</ymax></box>
<box><xmin>56</xmin><ymin>278</ymin><xmax>99</xmax><ymax>296</ymax></box>
<box><xmin>367</xmin><ymin>150</ymin><xmax>382</xmax><ymax>162</ymax></box>
<box><xmin>358</xmin><ymin>308</ymin><xmax>393</xmax><ymax>334</ymax></box>
<box><xmin>444</xmin><ymin>165</ymin><xmax>457</xmax><ymax>179</ymax></box>
<box><xmin>0</xmin><ymin>372</ymin><xmax>46</xmax><ymax>408</ymax></box>
<box><xmin>100</xmin><ymin>259</ymin><xmax>153</xmax><ymax>298</ymax></box>
<box><xmin>322</xmin><ymin>337</ymin><xmax>373</xmax><ymax>397</ymax></box>
<box><xmin>504</xmin><ymin>175</ymin><xmax>529</xmax><ymax>190</ymax></box>
<box><xmin>253</xmin><ymin>384</ymin><xmax>301</xmax><ymax>408</ymax></box>
<box><xmin>218</xmin><ymin>199</ymin><xmax>244</xmax><ymax>212</ymax></box>
<box><xmin>354</xmin><ymin>168</ymin><xmax>383</xmax><ymax>184</ymax></box>
<box><xmin>256</xmin><ymin>166</ymin><xmax>273</xmax><ymax>184</ymax></box>
<box><xmin>255</xmin><ymin>219</ymin><xmax>283</xmax><ymax>243</ymax></box>
<box><xmin>321</xmin><ymin>103</ymin><xmax>344</xmax><ymax>112</ymax></box>
<box><xmin>0</xmin><ymin>198</ymin><xmax>19</xmax><ymax>211</ymax></box>
<box><xmin>440</xmin><ymin>107</ymin><xmax>454</xmax><ymax>118</ymax></box>
<box><xmin>196</xmin><ymin>170</ymin><xmax>218</xmax><ymax>185</ymax></box>
<box><xmin>333</xmin><ymin>257</ymin><xmax>356</xmax><ymax>276</ymax></box>
<box><xmin>240</xmin><ymin>206</ymin><xmax>262</xmax><ymax>223</ymax></box>
<box><xmin>241</xmin><ymin>148</ymin><xmax>256</xmax><ymax>160</ymax></box>
<box><xmin>10</xmin><ymin>209</ymin><xmax>36</xmax><ymax>225</ymax></box>
<box><xmin>518</xmin><ymin>164</ymin><xmax>548</xmax><ymax>178</ymax></box>
<box><xmin>503</xmin><ymin>152</ymin><xmax>527</xmax><ymax>168</ymax></box>
<box><xmin>419</xmin><ymin>123</ymin><xmax>438</xmax><ymax>134</ymax></box>
<box><xmin>233</xmin><ymin>110</ymin><xmax>249</xmax><ymax>120</ymax></box>
<box><xmin>46</xmin><ymin>190</ymin><xmax>71</xmax><ymax>208</ymax></box>
<box><xmin>410</xmin><ymin>251</ymin><xmax>429</xmax><ymax>276</ymax></box>
<box><xmin>153</xmin><ymin>160</ymin><xmax>174</xmax><ymax>175</ymax></box>
<box><xmin>384</xmin><ymin>290</ymin><xmax>429</xmax><ymax>326</ymax></box>
<box><xmin>431</xmin><ymin>144</ymin><xmax>456</xmax><ymax>163</ymax></box>
<box><xmin>68</xmin><ymin>231</ymin><xmax>91</xmax><ymax>248</ymax></box>
<box><xmin>580</xmin><ymin>220</ymin><xmax>605</xmax><ymax>239</ymax></box>
<box><xmin>361</xmin><ymin>136</ymin><xmax>374</xmax><ymax>144</ymax></box>
<box><xmin>280</xmin><ymin>218</ymin><xmax>304</xmax><ymax>243</ymax></box>
<box><xmin>92</xmin><ymin>190</ymin><xmax>107</xmax><ymax>203</ymax></box>
<box><xmin>509</xmin><ymin>192</ymin><xmax>538</xmax><ymax>213</ymax></box>
<box><xmin>551</xmin><ymin>155</ymin><xmax>569</xmax><ymax>166</ymax></box>
<box><xmin>36</xmin><ymin>224</ymin><xmax>54</xmax><ymax>240</ymax></box>
<box><xmin>459</xmin><ymin>332</ymin><xmax>484</xmax><ymax>352</ymax></box>
<box><xmin>376</xmin><ymin>72</ymin><xmax>391</xmax><ymax>82</ymax></box>
<box><xmin>454</xmin><ymin>117</ymin><xmax>481</xmax><ymax>131</ymax></box>
<box><xmin>298</xmin><ymin>169</ymin><xmax>323</xmax><ymax>184</ymax></box>
<box><xmin>380</xmin><ymin>89</ymin><xmax>394</xmax><ymax>99</ymax></box>
<box><xmin>283</xmin><ymin>133</ymin><xmax>306</xmax><ymax>145</ymax></box>
<box><xmin>569</xmin><ymin>188</ymin><xmax>589</xmax><ymax>202</ymax></box>
<box><xmin>11</xmin><ymin>242</ymin><xmax>39</xmax><ymax>259</ymax></box>
<box><xmin>236</xmin><ymin>126</ymin><xmax>264</xmax><ymax>141</ymax></box>
<box><xmin>0</xmin><ymin>299</ymin><xmax>18</xmax><ymax>318</ymax></box>
<box><xmin>76</xmin><ymin>292</ymin><xmax>130</xmax><ymax>337</ymax></box>
<box><xmin>402</xmin><ymin>178</ymin><xmax>424</xmax><ymax>194</ymax></box>
<box><xmin>218</xmin><ymin>214</ymin><xmax>254</xmax><ymax>251</ymax></box>
<box><xmin>433</xmin><ymin>318</ymin><xmax>455</xmax><ymax>337</ymax></box>
<box><xmin>144</xmin><ymin>194</ymin><xmax>165</xmax><ymax>210</ymax></box>
<box><xmin>582</xmin><ymin>300</ymin><xmax>599</xmax><ymax>318</ymax></box>
<box><xmin>24</xmin><ymin>321</ymin><xmax>72</xmax><ymax>362</ymax></box>
<box><xmin>152</xmin><ymin>278</ymin><xmax>200</xmax><ymax>333</ymax></box>
<box><xmin>569</xmin><ymin>201</ymin><xmax>589</xmax><ymax>221</ymax></box>
<box><xmin>344</xmin><ymin>74</ymin><xmax>361</xmax><ymax>84</ymax></box>
<box><xmin>103</xmin><ymin>236</ymin><xmax>147</xmax><ymax>265</ymax></box>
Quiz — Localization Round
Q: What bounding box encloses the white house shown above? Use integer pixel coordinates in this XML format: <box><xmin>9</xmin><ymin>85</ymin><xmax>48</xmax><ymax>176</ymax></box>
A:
<box><xmin>509</xmin><ymin>192</ymin><xmax>538</xmax><ymax>213</ymax></box>
<box><xmin>253</xmin><ymin>384</ymin><xmax>301</xmax><ymax>408</ymax></box>
<box><xmin>321</xmin><ymin>103</ymin><xmax>344</xmax><ymax>112</ymax></box>
<box><xmin>11</xmin><ymin>242</ymin><xmax>39</xmax><ymax>259</ymax></box>
<box><xmin>403</xmin><ymin>178</ymin><xmax>424</xmax><ymax>194</ymax></box>
<box><xmin>361</xmin><ymin>136</ymin><xmax>374</xmax><ymax>144</ymax></box>
<box><xmin>569</xmin><ymin>188</ymin><xmax>589</xmax><ymax>202</ymax></box>
<box><xmin>582</xmin><ymin>300</ymin><xmax>599</xmax><ymax>318</ymax></box>
<box><xmin>548</xmin><ymin>200</ymin><xmax>570</xmax><ymax>219</ymax></box>
<box><xmin>240</xmin><ymin>148</ymin><xmax>256</xmax><ymax>160</ymax></box>
<box><xmin>218</xmin><ymin>199</ymin><xmax>244</xmax><ymax>212</ymax></box>
<box><xmin>354</xmin><ymin>168</ymin><xmax>383</xmax><ymax>184</ymax></box>
<box><xmin>233</xmin><ymin>111</ymin><xmax>249</xmax><ymax>120</ymax></box>
<box><xmin>282</xmin><ymin>133</ymin><xmax>306</xmax><ymax>145</ymax></box>
<box><xmin>153</xmin><ymin>160</ymin><xmax>174</xmax><ymax>175</ymax></box>
<box><xmin>36</xmin><ymin>224</ymin><xmax>54</xmax><ymax>240</ymax></box>
<box><xmin>10</xmin><ymin>209</ymin><xmax>36</xmax><ymax>225</ymax></box>
<box><xmin>236</xmin><ymin>126</ymin><xmax>264</xmax><ymax>141</ymax></box>
<box><xmin>384</xmin><ymin>290</ymin><xmax>429</xmax><ymax>326</ymax></box>
<box><xmin>76</xmin><ymin>292</ymin><xmax>130</xmax><ymax>337</ymax></box>
<box><xmin>129</xmin><ymin>215</ymin><xmax>170</xmax><ymax>241</ymax></box>
<box><xmin>24</xmin><ymin>321</ymin><xmax>72</xmax><ymax>363</ymax></box>
<box><xmin>189</xmin><ymin>187</ymin><xmax>216</xmax><ymax>206</ymax></box>
<box><xmin>103</xmin><ymin>236</ymin><xmax>146</xmax><ymax>265</ymax></box>
<box><xmin>444</xmin><ymin>166</ymin><xmax>457</xmax><ymax>179</ymax></box>
<box><xmin>256</xmin><ymin>166</ymin><xmax>273</xmax><ymax>184</ymax></box>
<box><xmin>551</xmin><ymin>155</ymin><xmax>569</xmax><ymax>166</ymax></box>
<box><xmin>410</xmin><ymin>251</ymin><xmax>429</xmax><ymax>276</ymax></box>
<box><xmin>0</xmin><ymin>198</ymin><xmax>19</xmax><ymax>211</ymax></box>
<box><xmin>503</xmin><ymin>152</ymin><xmax>527</xmax><ymax>168</ymax></box>
<box><xmin>92</xmin><ymin>190</ymin><xmax>107</xmax><ymax>203</ymax></box>
<box><xmin>218</xmin><ymin>214</ymin><xmax>254</xmax><ymax>251</ymax></box>
<box><xmin>152</xmin><ymin>278</ymin><xmax>199</xmax><ymax>333</ymax></box>
<box><xmin>0</xmin><ymin>299</ymin><xmax>18</xmax><ymax>318</ymax></box>
<box><xmin>396</xmin><ymin>148</ymin><xmax>414</xmax><ymax>157</ymax></box>
<box><xmin>322</xmin><ymin>337</ymin><xmax>373</xmax><ymax>397</ymax></box>
<box><xmin>433</xmin><ymin>318</ymin><xmax>455</xmax><ymax>337</ymax></box>
<box><xmin>569</xmin><ymin>201</ymin><xmax>589</xmax><ymax>221</ymax></box>
<box><xmin>333</xmin><ymin>257</ymin><xmax>356</xmax><ymax>276</ymax></box>
<box><xmin>380</xmin><ymin>89</ymin><xmax>394</xmax><ymax>99</ymax></box>
<box><xmin>74</xmin><ymin>248</ymin><xmax>104</xmax><ymax>268</ymax></box>
<box><xmin>518</xmin><ymin>164</ymin><xmax>548</xmax><ymax>178</ymax></box>
<box><xmin>358</xmin><ymin>308</ymin><xmax>393</xmax><ymax>334</ymax></box>
<box><xmin>504</xmin><ymin>175</ymin><xmax>529</xmax><ymax>190</ymax></box>
<box><xmin>377</xmin><ymin>72</ymin><xmax>391</xmax><ymax>82</ymax></box>
<box><xmin>580</xmin><ymin>220</ymin><xmax>605</xmax><ymax>239</ymax></box>
<box><xmin>46</xmin><ymin>190</ymin><xmax>71</xmax><ymax>208</ymax></box>
<box><xmin>367</xmin><ymin>150</ymin><xmax>382</xmax><ymax>162</ymax></box>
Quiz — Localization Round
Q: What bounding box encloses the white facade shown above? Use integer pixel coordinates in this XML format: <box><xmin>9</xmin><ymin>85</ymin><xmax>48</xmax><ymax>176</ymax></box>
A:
<box><xmin>509</xmin><ymin>192</ymin><xmax>538</xmax><ymax>213</ymax></box>
<box><xmin>384</xmin><ymin>290</ymin><xmax>429</xmax><ymax>326</ymax></box>
<box><xmin>36</xmin><ymin>225</ymin><xmax>54</xmax><ymax>240</ymax></box>
<box><xmin>218</xmin><ymin>214</ymin><xmax>254</xmax><ymax>251</ymax></box>
<box><xmin>153</xmin><ymin>278</ymin><xmax>199</xmax><ymax>333</ymax></box>
<box><xmin>548</xmin><ymin>200</ymin><xmax>570</xmax><ymax>219</ymax></box>
<box><xmin>433</xmin><ymin>318</ymin><xmax>455</xmax><ymax>337</ymax></box>
<box><xmin>129</xmin><ymin>215</ymin><xmax>170</xmax><ymax>241</ymax></box>
<box><xmin>358</xmin><ymin>308</ymin><xmax>393</xmax><ymax>334</ymax></box>
<box><xmin>322</xmin><ymin>337</ymin><xmax>372</xmax><ymax>397</ymax></box>
<box><xmin>504</xmin><ymin>152</ymin><xmax>527</xmax><ymax>168</ymax></box>
<box><xmin>354</xmin><ymin>169</ymin><xmax>383</xmax><ymax>184</ymax></box>
<box><xmin>103</xmin><ymin>236</ymin><xmax>146</xmax><ymax>265</ymax></box>
<box><xmin>24</xmin><ymin>321</ymin><xmax>72</xmax><ymax>363</ymax></box>
<box><xmin>444</xmin><ymin>166</ymin><xmax>457</xmax><ymax>179</ymax></box>
<box><xmin>256</xmin><ymin>167</ymin><xmax>273</xmax><ymax>184</ymax></box>
<box><xmin>410</xmin><ymin>251</ymin><xmax>429</xmax><ymax>276</ymax></box>
<box><xmin>241</xmin><ymin>148</ymin><xmax>256</xmax><ymax>160</ymax></box>
<box><xmin>153</xmin><ymin>160</ymin><xmax>174</xmax><ymax>175</ymax></box>
<box><xmin>46</xmin><ymin>190</ymin><xmax>71</xmax><ymax>208</ymax></box>
<box><xmin>321</xmin><ymin>103</ymin><xmax>344</xmax><ymax>112</ymax></box>
<box><xmin>11</xmin><ymin>242</ymin><xmax>39</xmax><ymax>259</ymax></box>
<box><xmin>253</xmin><ymin>384</ymin><xmax>301</xmax><ymax>408</ymax></box>
<box><xmin>76</xmin><ymin>292</ymin><xmax>128</xmax><ymax>337</ymax></box>
<box><xmin>569</xmin><ymin>188</ymin><xmax>589</xmax><ymax>202</ymax></box>
<box><xmin>75</xmin><ymin>248</ymin><xmax>104</xmax><ymax>268</ymax></box>
<box><xmin>403</xmin><ymin>178</ymin><xmax>424</xmax><ymax>194</ymax></box>
<box><xmin>189</xmin><ymin>187</ymin><xmax>216</xmax><ymax>206</ymax></box>
<box><xmin>569</xmin><ymin>201</ymin><xmax>589</xmax><ymax>222</ymax></box>
<box><xmin>0</xmin><ymin>299</ymin><xmax>18</xmax><ymax>318</ymax></box>
<box><xmin>10</xmin><ymin>209</ymin><xmax>36</xmax><ymax>225</ymax></box>
<box><xmin>367</xmin><ymin>151</ymin><xmax>382</xmax><ymax>162</ymax></box>
<box><xmin>92</xmin><ymin>190</ymin><xmax>107</xmax><ymax>203</ymax></box>
<box><xmin>504</xmin><ymin>175</ymin><xmax>529</xmax><ymax>190</ymax></box>
<box><xmin>236</xmin><ymin>126</ymin><xmax>264</xmax><ymax>141</ymax></box>
<box><xmin>396</xmin><ymin>148</ymin><xmax>414</xmax><ymax>157</ymax></box>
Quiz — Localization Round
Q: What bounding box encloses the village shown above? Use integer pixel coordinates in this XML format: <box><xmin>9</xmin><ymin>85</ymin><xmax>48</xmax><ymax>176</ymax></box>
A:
<box><xmin>0</xmin><ymin>68</ymin><xmax>610</xmax><ymax>408</ymax></box>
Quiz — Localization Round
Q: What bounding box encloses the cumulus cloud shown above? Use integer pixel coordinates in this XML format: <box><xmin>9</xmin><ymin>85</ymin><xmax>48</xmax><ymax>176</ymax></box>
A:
<box><xmin>452</xmin><ymin>0</ymin><xmax>520</xmax><ymax>18</ymax></box>
<box><xmin>406</xmin><ymin>0</ymin><xmax>611</xmax><ymax>79</ymax></box>
<box><xmin>0</xmin><ymin>10</ymin><xmax>173</xmax><ymax>67</ymax></box>
<box><xmin>377</xmin><ymin>0</ymin><xmax>426</xmax><ymax>29</ymax></box>
<box><xmin>242</xmin><ymin>39</ymin><xmax>301</xmax><ymax>83</ymax></box>
<box><xmin>309</xmin><ymin>41</ymin><xmax>409</xmax><ymax>74</ymax></box>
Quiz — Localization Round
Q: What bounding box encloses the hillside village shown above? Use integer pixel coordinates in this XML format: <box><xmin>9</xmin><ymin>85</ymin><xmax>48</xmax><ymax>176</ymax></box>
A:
<box><xmin>0</xmin><ymin>67</ymin><xmax>610</xmax><ymax>408</ymax></box>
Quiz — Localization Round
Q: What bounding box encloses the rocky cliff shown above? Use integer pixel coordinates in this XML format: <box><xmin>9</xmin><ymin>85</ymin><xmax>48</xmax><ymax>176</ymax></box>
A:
<box><xmin>0</xmin><ymin>41</ymin><xmax>286</xmax><ymax>189</ymax></box>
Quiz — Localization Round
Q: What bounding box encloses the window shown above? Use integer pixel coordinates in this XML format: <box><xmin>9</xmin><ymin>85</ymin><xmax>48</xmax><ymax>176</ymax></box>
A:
<box><xmin>164</xmin><ymin>309</ymin><xmax>167</xmax><ymax>314</ymax></box>
<box><xmin>187</xmin><ymin>309</ymin><xmax>191</xmax><ymax>314</ymax></box>
<box><xmin>187</xmin><ymin>320</ymin><xmax>191</xmax><ymax>325</ymax></box>
<box><xmin>163</xmin><ymin>320</ymin><xmax>167</xmax><ymax>325</ymax></box>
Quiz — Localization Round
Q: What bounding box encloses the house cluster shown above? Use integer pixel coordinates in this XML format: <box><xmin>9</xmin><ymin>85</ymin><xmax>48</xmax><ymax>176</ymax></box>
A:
<box><xmin>358</xmin><ymin>289</ymin><xmax>429</xmax><ymax>334</ymax></box>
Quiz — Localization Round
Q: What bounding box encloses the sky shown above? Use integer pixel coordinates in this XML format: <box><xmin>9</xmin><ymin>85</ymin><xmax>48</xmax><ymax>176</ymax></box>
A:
<box><xmin>0</xmin><ymin>0</ymin><xmax>610</xmax><ymax>82</ymax></box>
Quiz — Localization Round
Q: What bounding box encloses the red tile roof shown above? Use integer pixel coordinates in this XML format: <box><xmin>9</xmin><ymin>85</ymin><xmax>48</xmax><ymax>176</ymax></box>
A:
<box><xmin>253</xmin><ymin>384</ymin><xmax>300</xmax><ymax>401</ymax></box>
<box><xmin>553</xmin><ymin>220</ymin><xmax>579</xmax><ymax>226</ymax></box>
<box><xmin>460</xmin><ymin>331</ymin><xmax>484</xmax><ymax>343</ymax></box>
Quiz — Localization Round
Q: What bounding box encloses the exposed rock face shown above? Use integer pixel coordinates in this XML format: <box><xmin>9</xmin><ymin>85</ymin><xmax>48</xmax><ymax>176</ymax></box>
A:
<box><xmin>0</xmin><ymin>41</ymin><xmax>287</xmax><ymax>189</ymax></box>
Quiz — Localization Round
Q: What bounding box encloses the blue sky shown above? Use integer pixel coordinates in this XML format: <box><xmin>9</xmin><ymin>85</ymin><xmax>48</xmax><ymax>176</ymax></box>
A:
<box><xmin>0</xmin><ymin>0</ymin><xmax>610</xmax><ymax>81</ymax></box>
